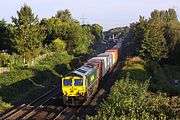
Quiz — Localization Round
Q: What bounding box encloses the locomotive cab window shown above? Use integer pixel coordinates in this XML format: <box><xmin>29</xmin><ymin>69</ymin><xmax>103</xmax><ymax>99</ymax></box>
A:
<box><xmin>63</xmin><ymin>79</ymin><xmax>72</xmax><ymax>86</ymax></box>
<box><xmin>74</xmin><ymin>79</ymin><xmax>83</xmax><ymax>86</ymax></box>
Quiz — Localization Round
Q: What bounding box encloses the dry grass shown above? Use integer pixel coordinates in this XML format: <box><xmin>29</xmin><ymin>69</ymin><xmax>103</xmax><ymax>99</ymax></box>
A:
<box><xmin>128</xmin><ymin>57</ymin><xmax>143</xmax><ymax>62</ymax></box>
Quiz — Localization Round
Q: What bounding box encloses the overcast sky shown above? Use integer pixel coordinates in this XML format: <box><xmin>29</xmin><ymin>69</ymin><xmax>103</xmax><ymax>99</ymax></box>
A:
<box><xmin>0</xmin><ymin>0</ymin><xmax>179</xmax><ymax>30</ymax></box>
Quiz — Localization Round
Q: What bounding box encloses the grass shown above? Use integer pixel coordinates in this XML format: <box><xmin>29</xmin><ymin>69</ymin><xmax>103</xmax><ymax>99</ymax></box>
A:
<box><xmin>122</xmin><ymin>57</ymin><xmax>150</xmax><ymax>81</ymax></box>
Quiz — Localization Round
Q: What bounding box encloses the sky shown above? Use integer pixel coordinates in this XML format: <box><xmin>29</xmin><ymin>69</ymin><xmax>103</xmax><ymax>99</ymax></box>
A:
<box><xmin>0</xmin><ymin>0</ymin><xmax>179</xmax><ymax>31</ymax></box>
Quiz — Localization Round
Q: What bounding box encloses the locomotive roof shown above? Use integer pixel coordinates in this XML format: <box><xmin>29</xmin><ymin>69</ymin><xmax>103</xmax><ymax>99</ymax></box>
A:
<box><xmin>73</xmin><ymin>64</ymin><xmax>96</xmax><ymax>77</ymax></box>
<box><xmin>98</xmin><ymin>53</ymin><xmax>111</xmax><ymax>56</ymax></box>
<box><xmin>65</xmin><ymin>72</ymin><xmax>83</xmax><ymax>77</ymax></box>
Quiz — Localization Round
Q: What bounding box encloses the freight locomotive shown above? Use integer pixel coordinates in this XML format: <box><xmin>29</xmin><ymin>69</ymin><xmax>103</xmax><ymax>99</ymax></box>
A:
<box><xmin>62</xmin><ymin>42</ymin><xmax>122</xmax><ymax>105</ymax></box>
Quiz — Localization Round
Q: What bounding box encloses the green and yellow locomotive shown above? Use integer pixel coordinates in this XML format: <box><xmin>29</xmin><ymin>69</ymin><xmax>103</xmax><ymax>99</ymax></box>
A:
<box><xmin>62</xmin><ymin>64</ymin><xmax>99</xmax><ymax>105</ymax></box>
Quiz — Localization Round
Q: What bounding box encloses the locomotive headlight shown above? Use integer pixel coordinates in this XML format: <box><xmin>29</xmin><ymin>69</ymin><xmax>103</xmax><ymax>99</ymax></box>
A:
<box><xmin>78</xmin><ymin>91</ymin><xmax>83</xmax><ymax>96</ymax></box>
<box><xmin>64</xmin><ymin>91</ymin><xmax>67</xmax><ymax>95</ymax></box>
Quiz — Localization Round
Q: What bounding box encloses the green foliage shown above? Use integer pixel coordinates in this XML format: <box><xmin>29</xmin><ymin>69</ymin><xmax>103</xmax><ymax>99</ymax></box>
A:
<box><xmin>139</xmin><ymin>19</ymin><xmax>168</xmax><ymax>62</ymax></box>
<box><xmin>150</xmin><ymin>8</ymin><xmax>180</xmax><ymax>64</ymax></box>
<box><xmin>126</xmin><ymin>8</ymin><xmax>179</xmax><ymax>62</ymax></box>
<box><xmin>55</xmin><ymin>9</ymin><xmax>73</xmax><ymax>22</ymax></box>
<box><xmin>36</xmin><ymin>51</ymin><xmax>73</xmax><ymax>70</ymax></box>
<box><xmin>87</xmin><ymin>77</ymin><xmax>173</xmax><ymax>120</ymax></box>
<box><xmin>91</xmin><ymin>24</ymin><xmax>104</xmax><ymax>42</ymax></box>
<box><xmin>41</xmin><ymin>18</ymin><xmax>63</xmax><ymax>43</ymax></box>
<box><xmin>73</xmin><ymin>26</ymin><xmax>92</xmax><ymax>55</ymax></box>
<box><xmin>0</xmin><ymin>19</ymin><xmax>11</xmax><ymax>50</ymax></box>
<box><xmin>126</xmin><ymin>16</ymin><xmax>148</xmax><ymax>56</ymax></box>
<box><xmin>146</xmin><ymin>62</ymin><xmax>180</xmax><ymax>95</ymax></box>
<box><xmin>165</xmin><ymin>22</ymin><xmax>180</xmax><ymax>64</ymax></box>
<box><xmin>48</xmin><ymin>38</ymin><xmax>66</xmax><ymax>52</ymax></box>
<box><xmin>0</xmin><ymin>97</ymin><xmax>12</xmax><ymax>113</ymax></box>
<box><xmin>0</xmin><ymin>53</ymin><xmax>13</xmax><ymax>67</ymax></box>
<box><xmin>11</xmin><ymin>4</ymin><xmax>46</xmax><ymax>63</ymax></box>
<box><xmin>41</xmin><ymin>17</ymin><xmax>93</xmax><ymax>55</ymax></box>
<box><xmin>151</xmin><ymin>9</ymin><xmax>178</xmax><ymax>24</ymax></box>
<box><xmin>123</xmin><ymin>57</ymin><xmax>149</xmax><ymax>81</ymax></box>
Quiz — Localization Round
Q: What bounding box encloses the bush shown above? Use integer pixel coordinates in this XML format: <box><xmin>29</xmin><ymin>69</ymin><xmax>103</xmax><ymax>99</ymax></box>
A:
<box><xmin>122</xmin><ymin>57</ymin><xmax>149</xmax><ymax>81</ymax></box>
<box><xmin>48</xmin><ymin>38</ymin><xmax>67</xmax><ymax>52</ymax></box>
<box><xmin>87</xmin><ymin>77</ymin><xmax>178</xmax><ymax>120</ymax></box>
<box><xmin>0</xmin><ymin>97</ymin><xmax>12</xmax><ymax>113</ymax></box>
<box><xmin>0</xmin><ymin>53</ymin><xmax>13</xmax><ymax>67</ymax></box>
<box><xmin>36</xmin><ymin>51</ymin><xmax>73</xmax><ymax>69</ymax></box>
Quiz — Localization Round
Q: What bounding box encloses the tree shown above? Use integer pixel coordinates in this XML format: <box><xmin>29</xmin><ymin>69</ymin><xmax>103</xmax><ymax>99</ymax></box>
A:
<box><xmin>73</xmin><ymin>25</ymin><xmax>93</xmax><ymax>55</ymax></box>
<box><xmin>0</xmin><ymin>19</ymin><xmax>11</xmax><ymax>50</ymax></box>
<box><xmin>40</xmin><ymin>18</ymin><xmax>63</xmax><ymax>44</ymax></box>
<box><xmin>11</xmin><ymin>5</ymin><xmax>46</xmax><ymax>64</ymax></box>
<box><xmin>48</xmin><ymin>38</ymin><xmax>66</xmax><ymax>52</ymax></box>
<box><xmin>165</xmin><ymin>22</ymin><xmax>180</xmax><ymax>64</ymax></box>
<box><xmin>139</xmin><ymin>19</ymin><xmax>168</xmax><ymax>62</ymax></box>
<box><xmin>55</xmin><ymin>9</ymin><xmax>73</xmax><ymax>22</ymax></box>
<box><xmin>91</xmin><ymin>24</ymin><xmax>104</xmax><ymax>42</ymax></box>
<box><xmin>150</xmin><ymin>8</ymin><xmax>180</xmax><ymax>64</ymax></box>
<box><xmin>127</xmin><ymin>16</ymin><xmax>148</xmax><ymax>56</ymax></box>
<box><xmin>151</xmin><ymin>8</ymin><xmax>178</xmax><ymax>24</ymax></box>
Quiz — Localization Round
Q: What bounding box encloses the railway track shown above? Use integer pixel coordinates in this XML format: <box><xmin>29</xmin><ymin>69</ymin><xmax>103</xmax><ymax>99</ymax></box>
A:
<box><xmin>0</xmin><ymin>85</ymin><xmax>61</xmax><ymax>120</ymax></box>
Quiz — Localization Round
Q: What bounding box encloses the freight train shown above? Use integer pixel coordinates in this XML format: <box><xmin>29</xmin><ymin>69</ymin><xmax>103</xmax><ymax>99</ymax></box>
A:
<box><xmin>62</xmin><ymin>42</ymin><xmax>122</xmax><ymax>105</ymax></box>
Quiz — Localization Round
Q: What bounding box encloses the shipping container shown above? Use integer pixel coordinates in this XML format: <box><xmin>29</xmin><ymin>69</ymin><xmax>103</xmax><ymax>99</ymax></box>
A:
<box><xmin>105</xmin><ymin>51</ymin><xmax>115</xmax><ymax>65</ymax></box>
<box><xmin>95</xmin><ymin>57</ymin><xmax>108</xmax><ymax>74</ymax></box>
<box><xmin>87</xmin><ymin>59</ymin><xmax>103</xmax><ymax>80</ymax></box>
<box><xmin>113</xmin><ymin>44</ymin><xmax>121</xmax><ymax>59</ymax></box>
<box><xmin>105</xmin><ymin>49</ymin><xmax>118</xmax><ymax>63</ymax></box>
<box><xmin>88</xmin><ymin>57</ymin><xmax>107</xmax><ymax>77</ymax></box>
<box><xmin>98</xmin><ymin>53</ymin><xmax>113</xmax><ymax>71</ymax></box>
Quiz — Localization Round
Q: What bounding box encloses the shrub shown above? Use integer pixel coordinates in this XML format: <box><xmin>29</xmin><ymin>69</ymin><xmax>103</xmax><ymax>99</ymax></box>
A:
<box><xmin>0</xmin><ymin>97</ymin><xmax>12</xmax><ymax>113</ymax></box>
<box><xmin>0</xmin><ymin>53</ymin><xmax>13</xmax><ymax>67</ymax></box>
<box><xmin>87</xmin><ymin>77</ymin><xmax>177</xmax><ymax>120</ymax></box>
<box><xmin>48</xmin><ymin>38</ymin><xmax>66</xmax><ymax>52</ymax></box>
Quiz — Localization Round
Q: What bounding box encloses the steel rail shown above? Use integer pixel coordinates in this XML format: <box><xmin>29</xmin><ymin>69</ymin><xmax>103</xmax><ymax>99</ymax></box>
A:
<box><xmin>1</xmin><ymin>85</ymin><xmax>61</xmax><ymax>120</ymax></box>
<box><xmin>20</xmin><ymin>92</ymin><xmax>60</xmax><ymax>119</ymax></box>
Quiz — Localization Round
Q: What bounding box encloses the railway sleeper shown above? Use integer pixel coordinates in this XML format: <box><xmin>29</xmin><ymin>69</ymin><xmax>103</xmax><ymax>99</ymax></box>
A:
<box><xmin>63</xmin><ymin>96</ymin><xmax>85</xmax><ymax>106</ymax></box>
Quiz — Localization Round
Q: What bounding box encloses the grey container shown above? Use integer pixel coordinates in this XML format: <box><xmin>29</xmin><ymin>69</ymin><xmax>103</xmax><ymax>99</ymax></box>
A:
<box><xmin>88</xmin><ymin>57</ymin><xmax>106</xmax><ymax>77</ymax></box>
<box><xmin>97</xmin><ymin>53</ymin><xmax>113</xmax><ymax>71</ymax></box>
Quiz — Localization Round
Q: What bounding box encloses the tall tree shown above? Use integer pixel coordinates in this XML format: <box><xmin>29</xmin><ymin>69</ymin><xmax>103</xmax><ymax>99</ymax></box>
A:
<box><xmin>55</xmin><ymin>9</ymin><xmax>73</xmax><ymax>22</ymax></box>
<box><xmin>127</xmin><ymin>16</ymin><xmax>148</xmax><ymax>56</ymax></box>
<box><xmin>165</xmin><ymin>22</ymin><xmax>180</xmax><ymax>64</ymax></box>
<box><xmin>0</xmin><ymin>19</ymin><xmax>11</xmax><ymax>50</ymax></box>
<box><xmin>91</xmin><ymin>24</ymin><xmax>104</xmax><ymax>42</ymax></box>
<box><xmin>40</xmin><ymin>18</ymin><xmax>63</xmax><ymax>44</ymax></box>
<box><xmin>151</xmin><ymin>8</ymin><xmax>178</xmax><ymax>24</ymax></box>
<box><xmin>11</xmin><ymin>5</ymin><xmax>46</xmax><ymax>64</ymax></box>
<box><xmin>139</xmin><ymin>19</ymin><xmax>168</xmax><ymax>62</ymax></box>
